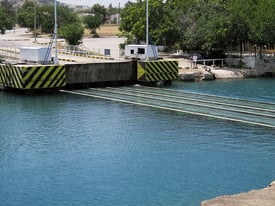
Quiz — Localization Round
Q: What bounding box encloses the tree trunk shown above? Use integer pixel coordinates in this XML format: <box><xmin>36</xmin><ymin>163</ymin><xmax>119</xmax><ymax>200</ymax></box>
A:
<box><xmin>239</xmin><ymin>43</ymin><xmax>242</xmax><ymax>58</ymax></box>
<box><xmin>259</xmin><ymin>44</ymin><xmax>262</xmax><ymax>59</ymax></box>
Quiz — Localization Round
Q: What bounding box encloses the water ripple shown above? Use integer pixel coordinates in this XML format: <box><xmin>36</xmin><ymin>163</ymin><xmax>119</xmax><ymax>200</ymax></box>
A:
<box><xmin>1</xmin><ymin>79</ymin><xmax>275</xmax><ymax>206</ymax></box>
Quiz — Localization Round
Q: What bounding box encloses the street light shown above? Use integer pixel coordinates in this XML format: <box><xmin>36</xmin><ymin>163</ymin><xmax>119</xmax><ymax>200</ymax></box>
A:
<box><xmin>54</xmin><ymin>0</ymin><xmax>59</xmax><ymax>65</ymax></box>
<box><xmin>146</xmin><ymin>0</ymin><xmax>148</xmax><ymax>45</ymax></box>
<box><xmin>34</xmin><ymin>1</ymin><xmax>37</xmax><ymax>42</ymax></box>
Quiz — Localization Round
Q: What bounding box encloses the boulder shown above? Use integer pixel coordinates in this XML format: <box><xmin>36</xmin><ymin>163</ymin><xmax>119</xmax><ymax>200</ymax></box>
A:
<box><xmin>211</xmin><ymin>69</ymin><xmax>243</xmax><ymax>79</ymax></box>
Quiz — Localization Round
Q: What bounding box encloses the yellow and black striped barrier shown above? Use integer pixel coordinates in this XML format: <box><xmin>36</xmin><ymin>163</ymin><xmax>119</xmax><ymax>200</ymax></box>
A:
<box><xmin>0</xmin><ymin>64</ymin><xmax>66</xmax><ymax>90</ymax></box>
<box><xmin>59</xmin><ymin>58</ymin><xmax>76</xmax><ymax>62</ymax></box>
<box><xmin>137</xmin><ymin>60</ymin><xmax>178</xmax><ymax>82</ymax></box>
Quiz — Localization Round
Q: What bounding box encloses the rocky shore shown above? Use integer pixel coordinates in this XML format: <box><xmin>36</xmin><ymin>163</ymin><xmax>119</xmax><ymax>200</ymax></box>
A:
<box><xmin>201</xmin><ymin>181</ymin><xmax>275</xmax><ymax>206</ymax></box>
<box><xmin>177</xmin><ymin>58</ymin><xmax>266</xmax><ymax>81</ymax></box>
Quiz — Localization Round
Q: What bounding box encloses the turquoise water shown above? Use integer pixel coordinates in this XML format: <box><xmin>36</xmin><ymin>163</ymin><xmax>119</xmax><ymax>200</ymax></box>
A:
<box><xmin>1</xmin><ymin>78</ymin><xmax>275</xmax><ymax>206</ymax></box>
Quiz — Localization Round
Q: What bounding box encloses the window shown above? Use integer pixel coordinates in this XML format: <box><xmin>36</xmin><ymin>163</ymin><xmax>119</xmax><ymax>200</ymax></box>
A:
<box><xmin>137</xmin><ymin>48</ymin><xmax>145</xmax><ymax>54</ymax></box>
<box><xmin>130</xmin><ymin>49</ymin><xmax>134</xmax><ymax>54</ymax></box>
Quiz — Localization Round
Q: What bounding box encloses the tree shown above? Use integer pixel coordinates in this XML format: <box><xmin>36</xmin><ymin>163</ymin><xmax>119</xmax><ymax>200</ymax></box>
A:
<box><xmin>200</xmin><ymin>1</ymin><xmax>231</xmax><ymax>51</ymax></box>
<box><xmin>37</xmin><ymin>5</ymin><xmax>80</xmax><ymax>33</ymax></box>
<box><xmin>57</xmin><ymin>6</ymin><xmax>80</xmax><ymax>31</ymax></box>
<box><xmin>17</xmin><ymin>0</ymin><xmax>35</xmax><ymax>29</ymax></box>
<box><xmin>120</xmin><ymin>0</ymin><xmax>180</xmax><ymax>46</ymax></box>
<box><xmin>119</xmin><ymin>1</ymin><xmax>145</xmax><ymax>43</ymax></box>
<box><xmin>149</xmin><ymin>0</ymin><xmax>180</xmax><ymax>46</ymax></box>
<box><xmin>0</xmin><ymin>5</ymin><xmax>14</xmax><ymax>34</ymax></box>
<box><xmin>84</xmin><ymin>4</ymin><xmax>107</xmax><ymax>36</ymax></box>
<box><xmin>224</xmin><ymin>0</ymin><xmax>251</xmax><ymax>56</ymax></box>
<box><xmin>17</xmin><ymin>1</ymin><xmax>80</xmax><ymax>34</ymax></box>
<box><xmin>176</xmin><ymin>0</ymin><xmax>249</xmax><ymax>54</ymax></box>
<box><xmin>246</xmin><ymin>0</ymin><xmax>275</xmax><ymax>58</ymax></box>
<box><xmin>60</xmin><ymin>23</ymin><xmax>84</xmax><ymax>46</ymax></box>
<box><xmin>84</xmin><ymin>15</ymin><xmax>101</xmax><ymax>35</ymax></box>
<box><xmin>177</xmin><ymin>0</ymin><xmax>206</xmax><ymax>50</ymax></box>
<box><xmin>120</xmin><ymin>0</ymin><xmax>275</xmax><ymax>55</ymax></box>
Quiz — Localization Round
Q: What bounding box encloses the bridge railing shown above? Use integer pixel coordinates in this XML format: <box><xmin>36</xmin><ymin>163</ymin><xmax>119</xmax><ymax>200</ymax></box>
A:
<box><xmin>0</xmin><ymin>47</ymin><xmax>20</xmax><ymax>59</ymax></box>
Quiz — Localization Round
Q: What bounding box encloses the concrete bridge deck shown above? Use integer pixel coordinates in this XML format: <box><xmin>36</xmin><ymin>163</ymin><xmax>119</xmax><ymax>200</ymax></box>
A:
<box><xmin>62</xmin><ymin>85</ymin><xmax>275</xmax><ymax>129</ymax></box>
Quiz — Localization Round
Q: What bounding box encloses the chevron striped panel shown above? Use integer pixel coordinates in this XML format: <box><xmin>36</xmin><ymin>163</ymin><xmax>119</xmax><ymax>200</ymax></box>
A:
<box><xmin>0</xmin><ymin>64</ymin><xmax>66</xmax><ymax>90</ymax></box>
<box><xmin>137</xmin><ymin>60</ymin><xmax>178</xmax><ymax>82</ymax></box>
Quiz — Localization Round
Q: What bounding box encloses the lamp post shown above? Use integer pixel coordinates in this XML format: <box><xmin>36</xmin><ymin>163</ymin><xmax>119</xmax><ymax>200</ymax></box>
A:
<box><xmin>146</xmin><ymin>0</ymin><xmax>149</xmax><ymax>45</ymax></box>
<box><xmin>54</xmin><ymin>0</ymin><xmax>59</xmax><ymax>65</ymax></box>
<box><xmin>34</xmin><ymin>1</ymin><xmax>37</xmax><ymax>42</ymax></box>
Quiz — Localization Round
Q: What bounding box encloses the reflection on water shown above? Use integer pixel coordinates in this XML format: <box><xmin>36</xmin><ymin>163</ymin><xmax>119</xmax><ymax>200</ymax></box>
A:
<box><xmin>0</xmin><ymin>79</ymin><xmax>275</xmax><ymax>206</ymax></box>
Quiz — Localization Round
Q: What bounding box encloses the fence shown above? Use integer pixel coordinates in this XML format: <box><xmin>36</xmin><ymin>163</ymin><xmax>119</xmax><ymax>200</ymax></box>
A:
<box><xmin>58</xmin><ymin>43</ymin><xmax>123</xmax><ymax>59</ymax></box>
<box><xmin>0</xmin><ymin>47</ymin><xmax>20</xmax><ymax>59</ymax></box>
<box><xmin>195</xmin><ymin>59</ymin><xmax>225</xmax><ymax>67</ymax></box>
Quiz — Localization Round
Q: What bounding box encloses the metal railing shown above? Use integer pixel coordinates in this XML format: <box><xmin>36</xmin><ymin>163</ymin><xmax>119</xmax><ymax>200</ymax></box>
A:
<box><xmin>190</xmin><ymin>59</ymin><xmax>225</xmax><ymax>68</ymax></box>
<box><xmin>196</xmin><ymin>59</ymin><xmax>225</xmax><ymax>66</ymax></box>
<box><xmin>0</xmin><ymin>47</ymin><xmax>20</xmax><ymax>59</ymax></box>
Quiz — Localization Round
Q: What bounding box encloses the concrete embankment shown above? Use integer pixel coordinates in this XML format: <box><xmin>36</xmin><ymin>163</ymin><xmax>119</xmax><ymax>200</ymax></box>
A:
<box><xmin>201</xmin><ymin>181</ymin><xmax>275</xmax><ymax>206</ymax></box>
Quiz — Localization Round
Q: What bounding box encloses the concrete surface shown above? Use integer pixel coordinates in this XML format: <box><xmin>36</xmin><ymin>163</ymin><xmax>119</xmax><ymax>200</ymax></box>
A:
<box><xmin>201</xmin><ymin>181</ymin><xmax>275</xmax><ymax>206</ymax></box>
<box><xmin>0</xmin><ymin>28</ymin><xmax>125</xmax><ymax>61</ymax></box>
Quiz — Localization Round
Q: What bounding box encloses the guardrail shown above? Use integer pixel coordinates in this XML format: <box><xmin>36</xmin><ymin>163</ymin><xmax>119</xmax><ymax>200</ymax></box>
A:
<box><xmin>0</xmin><ymin>47</ymin><xmax>20</xmax><ymax>59</ymax></box>
<box><xmin>58</xmin><ymin>49</ymin><xmax>89</xmax><ymax>57</ymax></box>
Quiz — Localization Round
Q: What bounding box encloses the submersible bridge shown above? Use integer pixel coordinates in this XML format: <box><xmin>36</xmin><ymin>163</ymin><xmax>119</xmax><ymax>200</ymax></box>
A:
<box><xmin>61</xmin><ymin>86</ymin><xmax>275</xmax><ymax>129</ymax></box>
<box><xmin>1</xmin><ymin>46</ymin><xmax>275</xmax><ymax>129</ymax></box>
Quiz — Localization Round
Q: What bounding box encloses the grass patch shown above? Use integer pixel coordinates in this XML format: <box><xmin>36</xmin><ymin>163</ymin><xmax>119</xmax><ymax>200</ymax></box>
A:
<box><xmin>84</xmin><ymin>24</ymin><xmax>120</xmax><ymax>37</ymax></box>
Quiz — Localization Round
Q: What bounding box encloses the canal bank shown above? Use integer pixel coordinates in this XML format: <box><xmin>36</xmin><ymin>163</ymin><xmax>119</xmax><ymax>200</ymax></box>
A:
<box><xmin>177</xmin><ymin>58</ymin><xmax>275</xmax><ymax>81</ymax></box>
<box><xmin>201</xmin><ymin>181</ymin><xmax>275</xmax><ymax>206</ymax></box>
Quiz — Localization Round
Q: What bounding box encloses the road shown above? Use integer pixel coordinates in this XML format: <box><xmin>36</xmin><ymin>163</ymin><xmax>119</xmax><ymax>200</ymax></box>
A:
<box><xmin>0</xmin><ymin>28</ymin><xmax>126</xmax><ymax>62</ymax></box>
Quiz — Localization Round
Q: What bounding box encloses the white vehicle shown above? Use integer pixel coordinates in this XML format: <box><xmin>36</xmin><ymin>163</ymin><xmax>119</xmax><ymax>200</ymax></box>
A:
<box><xmin>124</xmin><ymin>44</ymin><xmax>158</xmax><ymax>60</ymax></box>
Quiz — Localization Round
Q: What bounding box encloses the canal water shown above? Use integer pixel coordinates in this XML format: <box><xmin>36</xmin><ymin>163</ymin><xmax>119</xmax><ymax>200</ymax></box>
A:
<box><xmin>1</xmin><ymin>78</ymin><xmax>275</xmax><ymax>206</ymax></box>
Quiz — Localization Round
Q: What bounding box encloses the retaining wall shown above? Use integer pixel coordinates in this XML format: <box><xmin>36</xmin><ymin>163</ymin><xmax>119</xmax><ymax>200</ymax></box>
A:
<box><xmin>65</xmin><ymin>61</ymin><xmax>137</xmax><ymax>86</ymax></box>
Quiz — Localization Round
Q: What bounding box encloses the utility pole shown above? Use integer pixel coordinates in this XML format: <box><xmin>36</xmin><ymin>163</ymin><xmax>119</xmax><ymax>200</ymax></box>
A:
<box><xmin>34</xmin><ymin>1</ymin><xmax>37</xmax><ymax>42</ymax></box>
<box><xmin>146</xmin><ymin>0</ymin><xmax>149</xmax><ymax>45</ymax></box>
<box><xmin>54</xmin><ymin>0</ymin><xmax>59</xmax><ymax>65</ymax></box>
<box><xmin>117</xmin><ymin>2</ymin><xmax>120</xmax><ymax>25</ymax></box>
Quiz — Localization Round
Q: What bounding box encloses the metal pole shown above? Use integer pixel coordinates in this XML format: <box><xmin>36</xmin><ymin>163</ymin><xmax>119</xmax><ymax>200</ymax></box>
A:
<box><xmin>146</xmin><ymin>0</ymin><xmax>149</xmax><ymax>45</ymax></box>
<box><xmin>54</xmin><ymin>0</ymin><xmax>59</xmax><ymax>65</ymax></box>
<box><xmin>117</xmin><ymin>2</ymin><xmax>120</xmax><ymax>25</ymax></box>
<box><xmin>34</xmin><ymin>1</ymin><xmax>36</xmax><ymax>42</ymax></box>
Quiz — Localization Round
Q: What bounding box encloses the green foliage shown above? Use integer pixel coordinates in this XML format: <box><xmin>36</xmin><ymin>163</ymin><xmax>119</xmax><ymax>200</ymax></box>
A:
<box><xmin>17</xmin><ymin>0</ymin><xmax>35</xmax><ymax>29</ymax></box>
<box><xmin>0</xmin><ymin>6</ymin><xmax>14</xmax><ymax>34</ymax></box>
<box><xmin>118</xmin><ymin>31</ymin><xmax>136</xmax><ymax>49</ymax></box>
<box><xmin>120</xmin><ymin>0</ymin><xmax>179</xmax><ymax>46</ymax></box>
<box><xmin>17</xmin><ymin>1</ymin><xmax>80</xmax><ymax>34</ymax></box>
<box><xmin>119</xmin><ymin>0</ymin><xmax>275</xmax><ymax>54</ymax></box>
<box><xmin>84</xmin><ymin>15</ymin><xmax>101</xmax><ymax>35</ymax></box>
<box><xmin>246</xmin><ymin>0</ymin><xmax>275</xmax><ymax>44</ymax></box>
<box><xmin>83</xmin><ymin>4</ymin><xmax>107</xmax><ymax>35</ymax></box>
<box><xmin>119</xmin><ymin>1</ymin><xmax>145</xmax><ymax>43</ymax></box>
<box><xmin>60</xmin><ymin>23</ymin><xmax>84</xmax><ymax>45</ymax></box>
<box><xmin>149</xmin><ymin>0</ymin><xmax>179</xmax><ymax>46</ymax></box>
